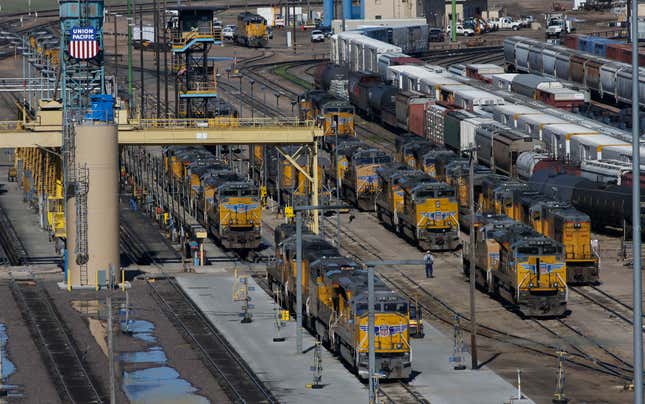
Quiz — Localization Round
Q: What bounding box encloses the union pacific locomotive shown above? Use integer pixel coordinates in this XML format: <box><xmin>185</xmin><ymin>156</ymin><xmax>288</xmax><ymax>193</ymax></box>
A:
<box><xmin>464</xmin><ymin>215</ymin><xmax>568</xmax><ymax>317</ymax></box>
<box><xmin>164</xmin><ymin>146</ymin><xmax>262</xmax><ymax>250</ymax></box>
<box><xmin>268</xmin><ymin>225</ymin><xmax>412</xmax><ymax>379</ymax></box>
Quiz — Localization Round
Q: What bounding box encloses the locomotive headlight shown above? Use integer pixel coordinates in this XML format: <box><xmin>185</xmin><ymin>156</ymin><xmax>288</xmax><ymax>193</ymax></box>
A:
<box><xmin>396</xmin><ymin>343</ymin><xmax>403</xmax><ymax>349</ymax></box>
<box><xmin>554</xmin><ymin>282</ymin><xmax>558</xmax><ymax>288</ymax></box>
<box><xmin>529</xmin><ymin>283</ymin><xmax>534</xmax><ymax>288</ymax></box>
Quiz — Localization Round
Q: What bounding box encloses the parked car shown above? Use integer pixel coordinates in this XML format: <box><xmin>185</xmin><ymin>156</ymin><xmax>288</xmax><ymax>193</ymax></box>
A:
<box><xmin>311</xmin><ymin>29</ymin><xmax>325</xmax><ymax>42</ymax></box>
<box><xmin>446</xmin><ymin>24</ymin><xmax>475</xmax><ymax>36</ymax></box>
<box><xmin>223</xmin><ymin>26</ymin><xmax>235</xmax><ymax>40</ymax></box>
<box><xmin>428</xmin><ymin>28</ymin><xmax>444</xmax><ymax>42</ymax></box>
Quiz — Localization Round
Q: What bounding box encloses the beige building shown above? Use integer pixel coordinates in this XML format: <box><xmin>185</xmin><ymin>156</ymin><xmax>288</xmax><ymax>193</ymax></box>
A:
<box><xmin>362</xmin><ymin>0</ymin><xmax>417</xmax><ymax>20</ymax></box>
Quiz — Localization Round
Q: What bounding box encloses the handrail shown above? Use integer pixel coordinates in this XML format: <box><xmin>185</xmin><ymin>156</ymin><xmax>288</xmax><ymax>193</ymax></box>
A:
<box><xmin>134</xmin><ymin>117</ymin><xmax>317</xmax><ymax>129</ymax></box>
<box><xmin>0</xmin><ymin>121</ymin><xmax>24</xmax><ymax>131</ymax></box>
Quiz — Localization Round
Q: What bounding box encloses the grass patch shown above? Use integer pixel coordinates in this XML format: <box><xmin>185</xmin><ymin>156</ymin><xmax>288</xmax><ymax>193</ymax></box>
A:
<box><xmin>272</xmin><ymin>63</ymin><xmax>313</xmax><ymax>90</ymax></box>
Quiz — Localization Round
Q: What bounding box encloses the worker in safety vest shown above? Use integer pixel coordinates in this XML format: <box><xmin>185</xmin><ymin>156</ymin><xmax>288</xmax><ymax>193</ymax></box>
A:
<box><xmin>424</xmin><ymin>251</ymin><xmax>434</xmax><ymax>278</ymax></box>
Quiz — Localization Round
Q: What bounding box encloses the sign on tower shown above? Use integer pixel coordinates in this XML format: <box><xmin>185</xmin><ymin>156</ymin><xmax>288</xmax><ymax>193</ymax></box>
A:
<box><xmin>68</xmin><ymin>27</ymin><xmax>99</xmax><ymax>59</ymax></box>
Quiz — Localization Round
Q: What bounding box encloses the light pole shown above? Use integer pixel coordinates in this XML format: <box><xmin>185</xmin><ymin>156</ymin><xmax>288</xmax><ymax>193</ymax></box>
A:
<box><xmin>363</xmin><ymin>260</ymin><xmax>424</xmax><ymax>403</ymax></box>
<box><xmin>249</xmin><ymin>79</ymin><xmax>255</xmax><ymax>120</ymax></box>
<box><xmin>262</xmin><ymin>85</ymin><xmax>267</xmax><ymax>112</ymax></box>
<box><xmin>127</xmin><ymin>0</ymin><xmax>133</xmax><ymax>111</ymax></box>
<box><xmin>274</xmin><ymin>92</ymin><xmax>281</xmax><ymax>109</ymax></box>
<box><xmin>631</xmin><ymin>0</ymin><xmax>642</xmax><ymax>400</ymax></box>
<box><xmin>468</xmin><ymin>144</ymin><xmax>478</xmax><ymax>370</ymax></box>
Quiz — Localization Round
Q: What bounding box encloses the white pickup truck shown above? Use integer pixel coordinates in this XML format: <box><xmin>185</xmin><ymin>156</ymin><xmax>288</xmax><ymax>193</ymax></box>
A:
<box><xmin>494</xmin><ymin>16</ymin><xmax>522</xmax><ymax>30</ymax></box>
<box><xmin>446</xmin><ymin>24</ymin><xmax>475</xmax><ymax>36</ymax></box>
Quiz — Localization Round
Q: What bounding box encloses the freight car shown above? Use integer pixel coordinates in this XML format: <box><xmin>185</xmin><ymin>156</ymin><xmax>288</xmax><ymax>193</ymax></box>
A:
<box><xmin>474</xmin><ymin>122</ymin><xmax>542</xmax><ymax>177</ymax></box>
<box><xmin>529</xmin><ymin>170</ymin><xmax>645</xmax><ymax>232</ymax></box>
<box><xmin>234</xmin><ymin>12</ymin><xmax>268</xmax><ymax>47</ymax></box>
<box><xmin>464</xmin><ymin>216</ymin><xmax>568</xmax><ymax>317</ymax></box>
<box><xmin>504</xmin><ymin>36</ymin><xmax>645</xmax><ymax>109</ymax></box>
<box><xmin>375</xmin><ymin>166</ymin><xmax>460</xmax><ymax>250</ymax></box>
<box><xmin>268</xmin><ymin>227</ymin><xmax>412</xmax><ymax>380</ymax></box>
<box><xmin>164</xmin><ymin>146</ymin><xmax>262</xmax><ymax>250</ymax></box>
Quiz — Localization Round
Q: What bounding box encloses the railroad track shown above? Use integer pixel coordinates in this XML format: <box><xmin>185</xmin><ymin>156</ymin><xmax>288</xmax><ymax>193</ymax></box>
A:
<box><xmin>570</xmin><ymin>285</ymin><xmax>643</xmax><ymax>326</ymax></box>
<box><xmin>531</xmin><ymin>317</ymin><xmax>632</xmax><ymax>379</ymax></box>
<box><xmin>116</xmin><ymin>188</ymin><xmax>276</xmax><ymax>403</ymax></box>
<box><xmin>146</xmin><ymin>276</ymin><xmax>276</xmax><ymax>404</ymax></box>
<box><xmin>318</xmin><ymin>215</ymin><xmax>634</xmax><ymax>382</ymax></box>
<box><xmin>11</xmin><ymin>280</ymin><xmax>104</xmax><ymax>403</ymax></box>
<box><xmin>0</xmin><ymin>198</ymin><xmax>29</xmax><ymax>265</ymax></box>
<box><xmin>378</xmin><ymin>381</ymin><xmax>429</xmax><ymax>404</ymax></box>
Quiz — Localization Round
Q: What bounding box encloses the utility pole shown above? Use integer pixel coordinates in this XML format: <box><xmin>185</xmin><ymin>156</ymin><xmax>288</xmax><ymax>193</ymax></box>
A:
<box><xmin>139</xmin><ymin>5</ymin><xmax>145</xmax><ymax>119</ymax></box>
<box><xmin>368</xmin><ymin>265</ymin><xmax>376</xmax><ymax>403</ymax></box>
<box><xmin>292</xmin><ymin>1</ymin><xmax>297</xmax><ymax>53</ymax></box>
<box><xmin>468</xmin><ymin>144</ymin><xmax>478</xmax><ymax>370</ymax></box>
<box><xmin>128</xmin><ymin>0</ymin><xmax>133</xmax><ymax>108</ymax></box>
<box><xmin>114</xmin><ymin>13</ymin><xmax>118</xmax><ymax>81</ymax></box>
<box><xmin>163</xmin><ymin>0</ymin><xmax>168</xmax><ymax>118</ymax></box>
<box><xmin>107</xmin><ymin>294</ymin><xmax>116</xmax><ymax>404</ymax></box>
<box><xmin>451</xmin><ymin>0</ymin><xmax>457</xmax><ymax>42</ymax></box>
<box><xmin>154</xmin><ymin>0</ymin><xmax>161</xmax><ymax>119</ymax></box>
<box><xmin>631</xmin><ymin>0</ymin><xmax>642</xmax><ymax>399</ymax></box>
<box><xmin>296</xmin><ymin>211</ymin><xmax>303</xmax><ymax>354</ymax></box>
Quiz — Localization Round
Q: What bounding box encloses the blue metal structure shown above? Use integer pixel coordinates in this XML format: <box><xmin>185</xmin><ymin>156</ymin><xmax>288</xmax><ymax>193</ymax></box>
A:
<box><xmin>170</xmin><ymin>6</ymin><xmax>222</xmax><ymax>118</ymax></box>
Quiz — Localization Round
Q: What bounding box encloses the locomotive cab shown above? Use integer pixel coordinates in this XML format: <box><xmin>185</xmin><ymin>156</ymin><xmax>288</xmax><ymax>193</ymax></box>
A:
<box><xmin>215</xmin><ymin>182</ymin><xmax>262</xmax><ymax>249</ymax></box>
<box><xmin>353</xmin><ymin>289</ymin><xmax>411</xmax><ymax>380</ymax></box>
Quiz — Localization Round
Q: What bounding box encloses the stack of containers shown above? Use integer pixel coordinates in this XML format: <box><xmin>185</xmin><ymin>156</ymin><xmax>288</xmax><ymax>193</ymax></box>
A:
<box><xmin>425</xmin><ymin>104</ymin><xmax>449</xmax><ymax>145</ymax></box>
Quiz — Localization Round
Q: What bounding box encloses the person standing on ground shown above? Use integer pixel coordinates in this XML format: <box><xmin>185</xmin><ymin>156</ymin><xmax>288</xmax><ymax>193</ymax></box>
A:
<box><xmin>424</xmin><ymin>251</ymin><xmax>434</xmax><ymax>278</ymax></box>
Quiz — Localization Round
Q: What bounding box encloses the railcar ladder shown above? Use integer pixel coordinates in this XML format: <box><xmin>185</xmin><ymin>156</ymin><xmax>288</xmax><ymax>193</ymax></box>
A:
<box><xmin>75</xmin><ymin>165</ymin><xmax>89</xmax><ymax>285</ymax></box>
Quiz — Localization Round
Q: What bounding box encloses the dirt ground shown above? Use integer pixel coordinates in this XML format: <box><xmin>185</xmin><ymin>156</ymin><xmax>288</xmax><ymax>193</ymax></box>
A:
<box><xmin>42</xmin><ymin>277</ymin><xmax>230</xmax><ymax>403</ymax></box>
<box><xmin>0</xmin><ymin>280</ymin><xmax>61</xmax><ymax>404</ymax></box>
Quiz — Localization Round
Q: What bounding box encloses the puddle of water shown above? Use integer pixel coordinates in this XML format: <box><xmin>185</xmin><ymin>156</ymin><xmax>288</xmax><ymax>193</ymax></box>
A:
<box><xmin>0</xmin><ymin>324</ymin><xmax>16</xmax><ymax>380</ymax></box>
<box><xmin>71</xmin><ymin>300</ymin><xmax>100</xmax><ymax>316</ymax></box>
<box><xmin>119</xmin><ymin>347</ymin><xmax>167</xmax><ymax>364</ymax></box>
<box><xmin>119</xmin><ymin>316</ymin><xmax>210</xmax><ymax>403</ymax></box>
<box><xmin>121</xmin><ymin>319</ymin><xmax>157</xmax><ymax>343</ymax></box>
<box><xmin>122</xmin><ymin>366</ymin><xmax>209</xmax><ymax>404</ymax></box>
<box><xmin>88</xmin><ymin>318</ymin><xmax>108</xmax><ymax>357</ymax></box>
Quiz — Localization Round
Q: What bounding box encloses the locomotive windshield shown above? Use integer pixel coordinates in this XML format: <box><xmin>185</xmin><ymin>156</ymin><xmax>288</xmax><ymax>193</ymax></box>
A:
<box><xmin>384</xmin><ymin>302</ymin><xmax>408</xmax><ymax>314</ymax></box>
<box><xmin>517</xmin><ymin>246</ymin><xmax>539</xmax><ymax>255</ymax></box>
<box><xmin>221</xmin><ymin>188</ymin><xmax>257</xmax><ymax>197</ymax></box>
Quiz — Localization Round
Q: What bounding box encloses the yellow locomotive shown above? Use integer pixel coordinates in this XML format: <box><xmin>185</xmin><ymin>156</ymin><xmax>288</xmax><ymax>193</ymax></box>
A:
<box><xmin>200</xmin><ymin>172</ymin><xmax>262</xmax><ymax>250</ymax></box>
<box><xmin>375</xmin><ymin>166</ymin><xmax>460</xmax><ymax>251</ymax></box>
<box><xmin>328</xmin><ymin>141</ymin><xmax>392</xmax><ymax>211</ymax></box>
<box><xmin>164</xmin><ymin>146</ymin><xmax>262</xmax><ymax>250</ymax></box>
<box><xmin>465</xmin><ymin>215</ymin><xmax>568</xmax><ymax>317</ymax></box>
<box><xmin>477</xmin><ymin>176</ymin><xmax>599</xmax><ymax>284</ymax></box>
<box><xmin>234</xmin><ymin>12</ymin><xmax>268</xmax><ymax>47</ymax></box>
<box><xmin>524</xmin><ymin>199</ymin><xmax>598</xmax><ymax>284</ymax></box>
<box><xmin>300</xmin><ymin>91</ymin><xmax>356</xmax><ymax>152</ymax></box>
<box><xmin>268</xmin><ymin>226</ymin><xmax>412</xmax><ymax>380</ymax></box>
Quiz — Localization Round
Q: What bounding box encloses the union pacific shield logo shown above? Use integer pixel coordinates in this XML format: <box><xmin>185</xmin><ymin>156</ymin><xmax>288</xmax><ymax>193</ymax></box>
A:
<box><xmin>69</xmin><ymin>27</ymin><xmax>99</xmax><ymax>59</ymax></box>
